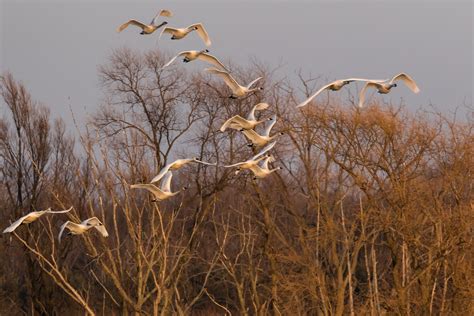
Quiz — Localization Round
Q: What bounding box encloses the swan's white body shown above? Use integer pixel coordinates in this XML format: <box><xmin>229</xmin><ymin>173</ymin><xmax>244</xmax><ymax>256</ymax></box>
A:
<box><xmin>117</xmin><ymin>9</ymin><xmax>172</xmax><ymax>34</ymax></box>
<box><xmin>58</xmin><ymin>217</ymin><xmax>108</xmax><ymax>243</ymax></box>
<box><xmin>162</xmin><ymin>50</ymin><xmax>227</xmax><ymax>70</ymax></box>
<box><xmin>225</xmin><ymin>141</ymin><xmax>276</xmax><ymax>172</ymax></box>
<box><xmin>150</xmin><ymin>158</ymin><xmax>216</xmax><ymax>183</ymax></box>
<box><xmin>206</xmin><ymin>68</ymin><xmax>263</xmax><ymax>99</ymax></box>
<box><xmin>241</xmin><ymin>115</ymin><xmax>283</xmax><ymax>147</ymax></box>
<box><xmin>3</xmin><ymin>207</ymin><xmax>73</xmax><ymax>233</ymax></box>
<box><xmin>160</xmin><ymin>23</ymin><xmax>211</xmax><ymax>46</ymax></box>
<box><xmin>220</xmin><ymin>103</ymin><xmax>270</xmax><ymax>132</ymax></box>
<box><xmin>296</xmin><ymin>78</ymin><xmax>376</xmax><ymax>108</ymax></box>
<box><xmin>132</xmin><ymin>171</ymin><xmax>185</xmax><ymax>202</ymax></box>
<box><xmin>358</xmin><ymin>73</ymin><xmax>420</xmax><ymax>108</ymax></box>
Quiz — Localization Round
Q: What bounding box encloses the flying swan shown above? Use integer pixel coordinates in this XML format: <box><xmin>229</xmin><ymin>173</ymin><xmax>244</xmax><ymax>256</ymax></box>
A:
<box><xmin>162</xmin><ymin>50</ymin><xmax>228</xmax><ymax>71</ymax></box>
<box><xmin>220</xmin><ymin>103</ymin><xmax>271</xmax><ymax>132</ymax></box>
<box><xmin>160</xmin><ymin>23</ymin><xmax>212</xmax><ymax>46</ymax></box>
<box><xmin>58</xmin><ymin>217</ymin><xmax>109</xmax><ymax>243</ymax></box>
<box><xmin>240</xmin><ymin>115</ymin><xmax>284</xmax><ymax>147</ymax></box>
<box><xmin>205</xmin><ymin>68</ymin><xmax>263</xmax><ymax>99</ymax></box>
<box><xmin>248</xmin><ymin>156</ymin><xmax>282</xmax><ymax>180</ymax></box>
<box><xmin>117</xmin><ymin>9</ymin><xmax>172</xmax><ymax>35</ymax></box>
<box><xmin>131</xmin><ymin>171</ymin><xmax>186</xmax><ymax>202</ymax></box>
<box><xmin>358</xmin><ymin>73</ymin><xmax>420</xmax><ymax>108</ymax></box>
<box><xmin>150</xmin><ymin>158</ymin><xmax>216</xmax><ymax>184</ymax></box>
<box><xmin>3</xmin><ymin>207</ymin><xmax>73</xmax><ymax>233</ymax></box>
<box><xmin>296</xmin><ymin>78</ymin><xmax>378</xmax><ymax>108</ymax></box>
<box><xmin>224</xmin><ymin>141</ymin><xmax>277</xmax><ymax>173</ymax></box>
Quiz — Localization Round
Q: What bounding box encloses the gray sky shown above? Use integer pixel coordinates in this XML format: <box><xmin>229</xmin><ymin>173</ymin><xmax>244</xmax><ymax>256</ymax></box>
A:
<box><xmin>1</xmin><ymin>0</ymin><xmax>472</xmax><ymax>127</ymax></box>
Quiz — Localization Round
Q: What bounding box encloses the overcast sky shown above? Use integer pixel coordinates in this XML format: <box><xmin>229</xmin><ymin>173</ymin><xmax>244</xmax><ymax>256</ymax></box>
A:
<box><xmin>1</xmin><ymin>0</ymin><xmax>472</xmax><ymax>127</ymax></box>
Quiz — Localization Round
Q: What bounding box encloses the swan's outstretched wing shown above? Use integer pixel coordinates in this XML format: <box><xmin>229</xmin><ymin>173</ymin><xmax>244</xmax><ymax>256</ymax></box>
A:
<box><xmin>390</xmin><ymin>73</ymin><xmax>420</xmax><ymax>93</ymax></box>
<box><xmin>254</xmin><ymin>102</ymin><xmax>270</xmax><ymax>111</ymax></box>
<box><xmin>252</xmin><ymin>141</ymin><xmax>276</xmax><ymax>160</ymax></box>
<box><xmin>247</xmin><ymin>102</ymin><xmax>270</xmax><ymax>121</ymax></box>
<box><xmin>197</xmin><ymin>53</ymin><xmax>227</xmax><ymax>70</ymax></box>
<box><xmin>220</xmin><ymin>115</ymin><xmax>249</xmax><ymax>132</ymax></box>
<box><xmin>344</xmin><ymin>78</ymin><xmax>389</xmax><ymax>83</ymax></box>
<box><xmin>159</xmin><ymin>27</ymin><xmax>179</xmax><ymax>38</ymax></box>
<box><xmin>241</xmin><ymin>129</ymin><xmax>264</xmax><ymax>144</ymax></box>
<box><xmin>206</xmin><ymin>68</ymin><xmax>241</xmax><ymax>92</ymax></box>
<box><xmin>131</xmin><ymin>183</ymin><xmax>162</xmax><ymax>197</ymax></box>
<box><xmin>189</xmin><ymin>23</ymin><xmax>211</xmax><ymax>46</ymax></box>
<box><xmin>162</xmin><ymin>52</ymin><xmax>188</xmax><ymax>69</ymax></box>
<box><xmin>261</xmin><ymin>156</ymin><xmax>275</xmax><ymax>170</ymax></box>
<box><xmin>246</xmin><ymin>77</ymin><xmax>263</xmax><ymax>90</ymax></box>
<box><xmin>58</xmin><ymin>221</ymin><xmax>79</xmax><ymax>242</ymax></box>
<box><xmin>159</xmin><ymin>9</ymin><xmax>173</xmax><ymax>17</ymax></box>
<box><xmin>150</xmin><ymin>163</ymin><xmax>174</xmax><ymax>183</ymax></box>
<box><xmin>83</xmin><ymin>217</ymin><xmax>101</xmax><ymax>226</ymax></box>
<box><xmin>358</xmin><ymin>82</ymin><xmax>382</xmax><ymax>108</ymax></box>
<box><xmin>47</xmin><ymin>206</ymin><xmax>73</xmax><ymax>214</ymax></box>
<box><xmin>3</xmin><ymin>214</ymin><xmax>30</xmax><ymax>233</ymax></box>
<box><xmin>151</xmin><ymin>9</ymin><xmax>173</xmax><ymax>25</ymax></box>
<box><xmin>296</xmin><ymin>83</ymin><xmax>333</xmax><ymax>108</ymax></box>
<box><xmin>224</xmin><ymin>161</ymin><xmax>247</xmax><ymax>168</ymax></box>
<box><xmin>159</xmin><ymin>171</ymin><xmax>173</xmax><ymax>192</ymax></box>
<box><xmin>193</xmin><ymin>159</ymin><xmax>217</xmax><ymax>166</ymax></box>
<box><xmin>117</xmin><ymin>20</ymin><xmax>147</xmax><ymax>32</ymax></box>
<box><xmin>263</xmin><ymin>115</ymin><xmax>277</xmax><ymax>137</ymax></box>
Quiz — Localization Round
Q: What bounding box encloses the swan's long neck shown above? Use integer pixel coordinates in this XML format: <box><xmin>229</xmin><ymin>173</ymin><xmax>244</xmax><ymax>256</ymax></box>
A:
<box><xmin>154</xmin><ymin>21</ymin><xmax>167</xmax><ymax>29</ymax></box>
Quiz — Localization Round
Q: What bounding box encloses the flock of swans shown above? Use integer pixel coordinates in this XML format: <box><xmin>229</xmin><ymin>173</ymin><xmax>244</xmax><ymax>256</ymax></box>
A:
<box><xmin>2</xmin><ymin>8</ymin><xmax>420</xmax><ymax>243</ymax></box>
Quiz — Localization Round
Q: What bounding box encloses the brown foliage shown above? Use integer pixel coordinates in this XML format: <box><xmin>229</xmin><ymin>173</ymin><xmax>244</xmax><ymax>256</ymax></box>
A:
<box><xmin>0</xmin><ymin>49</ymin><xmax>473</xmax><ymax>315</ymax></box>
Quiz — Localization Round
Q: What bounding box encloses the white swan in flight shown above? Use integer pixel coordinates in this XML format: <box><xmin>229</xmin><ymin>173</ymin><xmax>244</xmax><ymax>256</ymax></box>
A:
<box><xmin>220</xmin><ymin>103</ymin><xmax>270</xmax><ymax>132</ymax></box>
<box><xmin>162</xmin><ymin>50</ymin><xmax>227</xmax><ymax>71</ymax></box>
<box><xmin>3</xmin><ymin>207</ymin><xmax>73</xmax><ymax>233</ymax></box>
<box><xmin>248</xmin><ymin>156</ymin><xmax>282</xmax><ymax>180</ymax></box>
<box><xmin>296</xmin><ymin>78</ymin><xmax>377</xmax><ymax>108</ymax></box>
<box><xmin>58</xmin><ymin>217</ymin><xmax>109</xmax><ymax>243</ymax></box>
<box><xmin>150</xmin><ymin>158</ymin><xmax>216</xmax><ymax>183</ymax></box>
<box><xmin>117</xmin><ymin>9</ymin><xmax>172</xmax><ymax>35</ymax></box>
<box><xmin>224</xmin><ymin>141</ymin><xmax>276</xmax><ymax>173</ymax></box>
<box><xmin>205</xmin><ymin>68</ymin><xmax>263</xmax><ymax>99</ymax></box>
<box><xmin>160</xmin><ymin>23</ymin><xmax>211</xmax><ymax>46</ymax></box>
<box><xmin>358</xmin><ymin>73</ymin><xmax>420</xmax><ymax>108</ymax></box>
<box><xmin>241</xmin><ymin>115</ymin><xmax>284</xmax><ymax>147</ymax></box>
<box><xmin>131</xmin><ymin>171</ymin><xmax>186</xmax><ymax>202</ymax></box>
